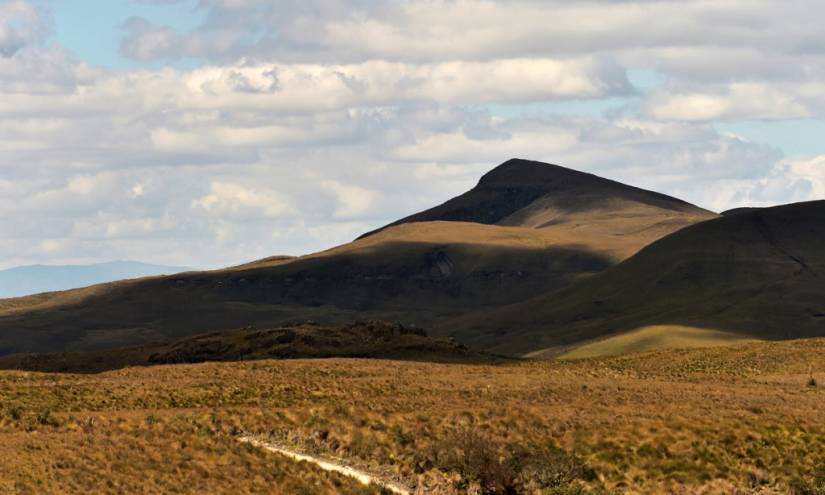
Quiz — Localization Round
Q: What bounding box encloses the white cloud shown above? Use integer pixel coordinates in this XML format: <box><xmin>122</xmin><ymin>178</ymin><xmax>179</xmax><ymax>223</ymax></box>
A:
<box><xmin>176</xmin><ymin>58</ymin><xmax>629</xmax><ymax>110</ymax></box>
<box><xmin>0</xmin><ymin>0</ymin><xmax>49</xmax><ymax>56</ymax></box>
<box><xmin>789</xmin><ymin>155</ymin><xmax>825</xmax><ymax>200</ymax></box>
<box><xmin>648</xmin><ymin>83</ymin><xmax>815</xmax><ymax>122</ymax></box>
<box><xmin>2</xmin><ymin>0</ymin><xmax>825</xmax><ymax>270</ymax></box>
<box><xmin>120</xmin><ymin>17</ymin><xmax>179</xmax><ymax>61</ymax></box>
<box><xmin>192</xmin><ymin>181</ymin><xmax>294</xmax><ymax>220</ymax></box>
<box><xmin>118</xmin><ymin>1</ymin><xmax>825</xmax><ymax>67</ymax></box>
<box><xmin>321</xmin><ymin>180</ymin><xmax>377</xmax><ymax>219</ymax></box>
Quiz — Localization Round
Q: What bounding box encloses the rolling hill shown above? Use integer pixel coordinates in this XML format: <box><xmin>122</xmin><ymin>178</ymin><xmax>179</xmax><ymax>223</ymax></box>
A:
<box><xmin>0</xmin><ymin>261</ymin><xmax>192</xmax><ymax>298</ymax></box>
<box><xmin>0</xmin><ymin>159</ymin><xmax>715</xmax><ymax>355</ymax></box>
<box><xmin>0</xmin><ymin>320</ymin><xmax>497</xmax><ymax>373</ymax></box>
<box><xmin>446</xmin><ymin>200</ymin><xmax>825</xmax><ymax>357</ymax></box>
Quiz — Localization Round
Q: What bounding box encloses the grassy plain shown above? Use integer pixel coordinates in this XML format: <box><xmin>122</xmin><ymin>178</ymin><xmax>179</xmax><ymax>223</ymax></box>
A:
<box><xmin>1</xmin><ymin>337</ymin><xmax>825</xmax><ymax>493</ymax></box>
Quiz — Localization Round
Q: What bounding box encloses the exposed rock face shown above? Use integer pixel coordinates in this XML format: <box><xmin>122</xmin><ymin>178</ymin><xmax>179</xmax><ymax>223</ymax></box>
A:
<box><xmin>426</xmin><ymin>251</ymin><xmax>455</xmax><ymax>278</ymax></box>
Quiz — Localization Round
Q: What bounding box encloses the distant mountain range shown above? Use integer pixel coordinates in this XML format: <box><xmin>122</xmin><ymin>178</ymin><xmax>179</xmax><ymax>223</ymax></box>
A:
<box><xmin>0</xmin><ymin>261</ymin><xmax>192</xmax><ymax>298</ymax></box>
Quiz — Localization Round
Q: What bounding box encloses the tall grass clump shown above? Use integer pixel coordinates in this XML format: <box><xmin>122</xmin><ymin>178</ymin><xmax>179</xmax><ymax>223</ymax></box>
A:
<box><xmin>792</xmin><ymin>465</ymin><xmax>825</xmax><ymax>494</ymax></box>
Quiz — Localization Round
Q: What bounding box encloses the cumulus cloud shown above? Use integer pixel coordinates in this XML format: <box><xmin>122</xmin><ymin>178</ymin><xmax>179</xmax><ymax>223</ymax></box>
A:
<box><xmin>0</xmin><ymin>0</ymin><xmax>50</xmax><ymax>57</ymax></box>
<box><xmin>1</xmin><ymin>0</ymin><xmax>825</xmax><ymax>269</ymax></box>
<box><xmin>117</xmin><ymin>1</ymin><xmax>825</xmax><ymax>67</ymax></box>
<box><xmin>192</xmin><ymin>181</ymin><xmax>295</xmax><ymax>220</ymax></box>
<box><xmin>788</xmin><ymin>155</ymin><xmax>825</xmax><ymax>200</ymax></box>
<box><xmin>113</xmin><ymin>0</ymin><xmax>825</xmax><ymax>120</ymax></box>
<box><xmin>120</xmin><ymin>16</ymin><xmax>180</xmax><ymax>61</ymax></box>
<box><xmin>0</xmin><ymin>58</ymin><xmax>786</xmax><ymax>269</ymax></box>
<box><xmin>321</xmin><ymin>180</ymin><xmax>377</xmax><ymax>219</ymax></box>
<box><xmin>647</xmin><ymin>82</ymin><xmax>820</xmax><ymax>122</ymax></box>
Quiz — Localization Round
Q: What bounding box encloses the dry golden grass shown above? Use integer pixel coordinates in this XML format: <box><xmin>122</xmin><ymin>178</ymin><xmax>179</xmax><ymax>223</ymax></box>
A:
<box><xmin>551</xmin><ymin>325</ymin><xmax>761</xmax><ymax>360</ymax></box>
<box><xmin>2</xmin><ymin>337</ymin><xmax>825</xmax><ymax>493</ymax></box>
<box><xmin>264</xmin><ymin>202</ymin><xmax>714</xmax><ymax>271</ymax></box>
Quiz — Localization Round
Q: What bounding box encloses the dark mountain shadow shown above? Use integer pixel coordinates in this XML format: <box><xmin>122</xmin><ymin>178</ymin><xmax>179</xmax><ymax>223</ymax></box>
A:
<box><xmin>444</xmin><ymin>201</ymin><xmax>825</xmax><ymax>356</ymax></box>
<box><xmin>0</xmin><ymin>321</ymin><xmax>513</xmax><ymax>374</ymax></box>
<box><xmin>0</xmin><ymin>242</ymin><xmax>612</xmax><ymax>356</ymax></box>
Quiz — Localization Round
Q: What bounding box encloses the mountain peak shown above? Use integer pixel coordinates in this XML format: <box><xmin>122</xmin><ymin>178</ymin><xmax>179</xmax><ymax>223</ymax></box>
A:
<box><xmin>477</xmin><ymin>158</ymin><xmax>580</xmax><ymax>187</ymax></box>
<box><xmin>360</xmin><ymin>159</ymin><xmax>713</xmax><ymax>239</ymax></box>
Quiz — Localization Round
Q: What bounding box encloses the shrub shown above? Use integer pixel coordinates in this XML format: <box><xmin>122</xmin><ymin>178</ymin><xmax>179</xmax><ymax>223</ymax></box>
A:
<box><xmin>431</xmin><ymin>427</ymin><xmax>520</xmax><ymax>494</ymax></box>
<box><xmin>2</xmin><ymin>405</ymin><xmax>22</xmax><ymax>422</ymax></box>
<box><xmin>512</xmin><ymin>444</ymin><xmax>595</xmax><ymax>490</ymax></box>
<box><xmin>391</xmin><ymin>425</ymin><xmax>412</xmax><ymax>447</ymax></box>
<box><xmin>36</xmin><ymin>409</ymin><xmax>60</xmax><ymax>427</ymax></box>
<box><xmin>792</xmin><ymin>465</ymin><xmax>825</xmax><ymax>495</ymax></box>
<box><xmin>82</xmin><ymin>416</ymin><xmax>96</xmax><ymax>431</ymax></box>
<box><xmin>430</xmin><ymin>428</ymin><xmax>593</xmax><ymax>495</ymax></box>
<box><xmin>285</xmin><ymin>482</ymin><xmax>319</xmax><ymax>495</ymax></box>
<box><xmin>349</xmin><ymin>432</ymin><xmax>377</xmax><ymax>459</ymax></box>
<box><xmin>544</xmin><ymin>486</ymin><xmax>589</xmax><ymax>495</ymax></box>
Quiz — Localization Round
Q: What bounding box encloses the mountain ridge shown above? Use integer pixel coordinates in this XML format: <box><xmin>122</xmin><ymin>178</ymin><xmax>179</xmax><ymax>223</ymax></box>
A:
<box><xmin>0</xmin><ymin>159</ymin><xmax>717</xmax><ymax>356</ymax></box>
<box><xmin>360</xmin><ymin>158</ymin><xmax>712</xmax><ymax>238</ymax></box>
<box><xmin>443</xmin><ymin>200</ymin><xmax>825</xmax><ymax>356</ymax></box>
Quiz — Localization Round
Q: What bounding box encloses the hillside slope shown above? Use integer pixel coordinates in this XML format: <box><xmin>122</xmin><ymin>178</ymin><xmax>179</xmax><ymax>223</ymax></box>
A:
<box><xmin>446</xmin><ymin>201</ymin><xmax>825</xmax><ymax>356</ymax></box>
<box><xmin>0</xmin><ymin>321</ymin><xmax>496</xmax><ymax>373</ymax></box>
<box><xmin>360</xmin><ymin>158</ymin><xmax>713</xmax><ymax>237</ymax></box>
<box><xmin>0</xmin><ymin>159</ymin><xmax>714</xmax><ymax>355</ymax></box>
<box><xmin>0</xmin><ymin>222</ymin><xmax>612</xmax><ymax>354</ymax></box>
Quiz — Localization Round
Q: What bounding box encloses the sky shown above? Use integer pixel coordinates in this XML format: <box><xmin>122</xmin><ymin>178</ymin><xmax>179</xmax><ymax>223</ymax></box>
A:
<box><xmin>1</xmin><ymin>0</ymin><xmax>824</xmax><ymax>270</ymax></box>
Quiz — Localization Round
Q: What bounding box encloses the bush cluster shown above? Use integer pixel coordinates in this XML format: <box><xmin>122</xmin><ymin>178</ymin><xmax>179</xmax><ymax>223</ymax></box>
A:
<box><xmin>426</xmin><ymin>427</ymin><xmax>594</xmax><ymax>494</ymax></box>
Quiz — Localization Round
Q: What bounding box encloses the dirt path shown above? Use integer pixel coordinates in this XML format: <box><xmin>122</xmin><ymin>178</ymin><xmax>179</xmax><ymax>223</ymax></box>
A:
<box><xmin>238</xmin><ymin>436</ymin><xmax>413</xmax><ymax>495</ymax></box>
